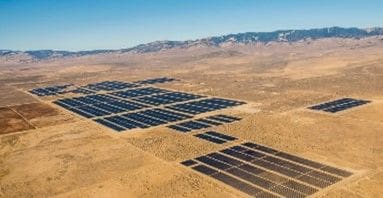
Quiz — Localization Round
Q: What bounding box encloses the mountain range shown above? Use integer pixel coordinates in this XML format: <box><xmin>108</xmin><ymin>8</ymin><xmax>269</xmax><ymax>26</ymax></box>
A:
<box><xmin>2</xmin><ymin>27</ymin><xmax>383</xmax><ymax>60</ymax></box>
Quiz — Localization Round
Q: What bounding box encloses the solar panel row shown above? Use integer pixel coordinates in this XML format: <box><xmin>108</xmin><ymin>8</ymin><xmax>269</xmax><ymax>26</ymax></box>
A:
<box><xmin>167</xmin><ymin>114</ymin><xmax>241</xmax><ymax>133</ymax></box>
<box><xmin>309</xmin><ymin>98</ymin><xmax>370</xmax><ymax>113</ymax></box>
<box><xmin>97</xmin><ymin>108</ymin><xmax>192</xmax><ymax>131</ymax></box>
<box><xmin>70</xmin><ymin>88</ymin><xmax>95</xmax><ymax>95</ymax></box>
<box><xmin>82</xmin><ymin>81</ymin><xmax>140</xmax><ymax>91</ymax></box>
<box><xmin>182</xmin><ymin>142</ymin><xmax>352</xmax><ymax>197</ymax></box>
<box><xmin>109</xmin><ymin>87</ymin><xmax>169</xmax><ymax>99</ymax></box>
<box><xmin>54</xmin><ymin>94</ymin><xmax>149</xmax><ymax>118</ymax></box>
<box><xmin>166</xmin><ymin>98</ymin><xmax>246</xmax><ymax>115</ymax></box>
<box><xmin>241</xmin><ymin>142</ymin><xmax>353</xmax><ymax>178</ymax></box>
<box><xmin>132</xmin><ymin>92</ymin><xmax>205</xmax><ymax>106</ymax></box>
<box><xmin>134</xmin><ymin>77</ymin><xmax>176</xmax><ymax>84</ymax></box>
<box><xmin>194</xmin><ymin>131</ymin><xmax>237</xmax><ymax>144</ymax></box>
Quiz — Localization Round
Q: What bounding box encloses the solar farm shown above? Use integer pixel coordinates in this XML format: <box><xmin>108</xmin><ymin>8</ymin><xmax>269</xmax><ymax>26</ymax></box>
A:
<box><xmin>1</xmin><ymin>44</ymin><xmax>383</xmax><ymax>198</ymax></box>
<box><xmin>30</xmin><ymin>80</ymin><xmax>246</xmax><ymax>132</ymax></box>
<box><xmin>14</xmin><ymin>76</ymin><xmax>372</xmax><ymax>198</ymax></box>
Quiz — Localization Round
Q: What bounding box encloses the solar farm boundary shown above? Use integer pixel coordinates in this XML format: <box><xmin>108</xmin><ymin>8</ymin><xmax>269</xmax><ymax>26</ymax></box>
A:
<box><xmin>180</xmin><ymin>140</ymin><xmax>356</xmax><ymax>198</ymax></box>
<box><xmin>52</xmin><ymin>100</ymin><xmax>240</xmax><ymax>134</ymax></box>
<box><xmin>50</xmin><ymin>95</ymin><xmax>245</xmax><ymax>133</ymax></box>
<box><xmin>306</xmin><ymin>98</ymin><xmax>372</xmax><ymax>115</ymax></box>
<box><xmin>183</xmin><ymin>130</ymin><xmax>356</xmax><ymax>177</ymax></box>
<box><xmin>178</xmin><ymin>130</ymin><xmax>360</xmax><ymax>197</ymax></box>
<box><xmin>26</xmin><ymin>79</ymin><xmax>180</xmax><ymax>99</ymax></box>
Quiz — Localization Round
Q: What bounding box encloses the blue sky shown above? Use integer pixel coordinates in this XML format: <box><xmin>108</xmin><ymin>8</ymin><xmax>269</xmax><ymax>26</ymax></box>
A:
<box><xmin>0</xmin><ymin>0</ymin><xmax>382</xmax><ymax>51</ymax></box>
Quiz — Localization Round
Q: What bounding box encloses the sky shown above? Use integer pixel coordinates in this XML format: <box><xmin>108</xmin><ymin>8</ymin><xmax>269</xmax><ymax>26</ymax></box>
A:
<box><xmin>0</xmin><ymin>0</ymin><xmax>382</xmax><ymax>51</ymax></box>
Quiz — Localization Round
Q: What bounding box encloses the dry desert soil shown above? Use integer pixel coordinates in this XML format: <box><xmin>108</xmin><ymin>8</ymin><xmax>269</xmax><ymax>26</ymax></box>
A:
<box><xmin>0</xmin><ymin>38</ymin><xmax>382</xmax><ymax>197</ymax></box>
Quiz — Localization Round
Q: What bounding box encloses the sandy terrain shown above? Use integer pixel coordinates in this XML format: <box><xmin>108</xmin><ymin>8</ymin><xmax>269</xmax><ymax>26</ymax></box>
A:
<box><xmin>0</xmin><ymin>37</ymin><xmax>382</xmax><ymax>197</ymax></box>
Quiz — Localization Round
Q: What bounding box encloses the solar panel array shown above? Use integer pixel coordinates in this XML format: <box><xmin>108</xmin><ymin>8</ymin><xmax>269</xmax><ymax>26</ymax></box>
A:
<box><xmin>308</xmin><ymin>98</ymin><xmax>370</xmax><ymax>113</ymax></box>
<box><xmin>182</xmin><ymin>142</ymin><xmax>352</xmax><ymax>197</ymax></box>
<box><xmin>29</xmin><ymin>84</ymin><xmax>73</xmax><ymax>96</ymax></box>
<box><xmin>54</xmin><ymin>94</ymin><xmax>149</xmax><ymax>118</ymax></box>
<box><xmin>29</xmin><ymin>81</ymin><xmax>140</xmax><ymax>97</ymax></box>
<box><xmin>30</xmin><ymin>79</ymin><xmax>246</xmax><ymax>132</ymax></box>
<box><xmin>168</xmin><ymin>114</ymin><xmax>241</xmax><ymax>133</ymax></box>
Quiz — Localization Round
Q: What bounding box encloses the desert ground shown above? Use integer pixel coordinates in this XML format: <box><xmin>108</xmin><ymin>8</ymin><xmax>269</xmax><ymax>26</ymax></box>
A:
<box><xmin>0</xmin><ymin>37</ymin><xmax>383</xmax><ymax>197</ymax></box>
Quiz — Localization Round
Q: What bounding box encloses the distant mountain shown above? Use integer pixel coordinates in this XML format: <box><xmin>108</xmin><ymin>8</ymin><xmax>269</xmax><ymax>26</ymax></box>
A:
<box><xmin>2</xmin><ymin>27</ymin><xmax>383</xmax><ymax>61</ymax></box>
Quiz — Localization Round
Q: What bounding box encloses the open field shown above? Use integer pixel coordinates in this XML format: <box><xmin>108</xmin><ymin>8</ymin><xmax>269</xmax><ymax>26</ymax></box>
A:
<box><xmin>0</xmin><ymin>38</ymin><xmax>383</xmax><ymax>197</ymax></box>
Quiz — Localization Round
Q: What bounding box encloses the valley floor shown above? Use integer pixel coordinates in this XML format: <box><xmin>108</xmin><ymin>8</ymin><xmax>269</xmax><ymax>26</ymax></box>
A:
<box><xmin>1</xmin><ymin>39</ymin><xmax>383</xmax><ymax>197</ymax></box>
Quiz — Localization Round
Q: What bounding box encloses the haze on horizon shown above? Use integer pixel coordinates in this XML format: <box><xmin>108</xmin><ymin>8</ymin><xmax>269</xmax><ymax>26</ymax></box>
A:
<box><xmin>1</xmin><ymin>0</ymin><xmax>382</xmax><ymax>51</ymax></box>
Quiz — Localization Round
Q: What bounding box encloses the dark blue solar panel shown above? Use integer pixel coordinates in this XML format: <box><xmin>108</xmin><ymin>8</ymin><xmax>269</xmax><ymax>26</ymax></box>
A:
<box><xmin>67</xmin><ymin>108</ymin><xmax>93</xmax><ymax>118</ymax></box>
<box><xmin>122</xmin><ymin>112</ymin><xmax>166</xmax><ymax>126</ymax></box>
<box><xmin>59</xmin><ymin>98</ymin><xmax>86</xmax><ymax>107</ymax></box>
<box><xmin>215</xmin><ymin>114</ymin><xmax>241</xmax><ymax>121</ymax></box>
<box><xmin>195</xmin><ymin>118</ymin><xmax>222</xmax><ymax>126</ymax></box>
<box><xmin>82</xmin><ymin>81</ymin><xmax>140</xmax><ymax>91</ymax></box>
<box><xmin>205</xmin><ymin>131</ymin><xmax>237</xmax><ymax>141</ymax></box>
<box><xmin>194</xmin><ymin>133</ymin><xmax>227</xmax><ymax>144</ymax></box>
<box><xmin>53</xmin><ymin>100</ymin><xmax>72</xmax><ymax>109</ymax></box>
<box><xmin>132</xmin><ymin>92</ymin><xmax>204</xmax><ymax>106</ymax></box>
<box><xmin>110</xmin><ymin>87</ymin><xmax>168</xmax><ymax>99</ymax></box>
<box><xmin>94</xmin><ymin>118</ymin><xmax>125</xmax><ymax>131</ymax></box>
<box><xmin>178</xmin><ymin>120</ymin><xmax>210</xmax><ymax>130</ymax></box>
<box><xmin>108</xmin><ymin>101</ymin><xmax>147</xmax><ymax>111</ymax></box>
<box><xmin>92</xmin><ymin>103</ymin><xmax>125</xmax><ymax>113</ymax></box>
<box><xmin>73</xmin><ymin>96</ymin><xmax>99</xmax><ymax>105</ymax></box>
<box><xmin>206</xmin><ymin>115</ymin><xmax>236</xmax><ymax>123</ymax></box>
<box><xmin>134</xmin><ymin>77</ymin><xmax>176</xmax><ymax>84</ymax></box>
<box><xmin>105</xmin><ymin>115</ymin><xmax>147</xmax><ymax>129</ymax></box>
<box><xmin>139</xmin><ymin>110</ymin><xmax>179</xmax><ymax>122</ymax></box>
<box><xmin>77</xmin><ymin>105</ymin><xmax>110</xmax><ymax>117</ymax></box>
<box><xmin>167</xmin><ymin>125</ymin><xmax>191</xmax><ymax>132</ymax></box>
<box><xmin>153</xmin><ymin>108</ymin><xmax>192</xmax><ymax>119</ymax></box>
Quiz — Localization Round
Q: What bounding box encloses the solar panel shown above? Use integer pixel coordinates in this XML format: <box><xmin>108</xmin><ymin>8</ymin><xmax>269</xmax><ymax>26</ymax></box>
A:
<box><xmin>104</xmin><ymin>115</ymin><xmax>147</xmax><ymax>129</ymax></box>
<box><xmin>206</xmin><ymin>115</ymin><xmax>238</xmax><ymax>123</ymax></box>
<box><xmin>212</xmin><ymin>172</ymin><xmax>263</xmax><ymax>196</ymax></box>
<box><xmin>134</xmin><ymin>77</ymin><xmax>177</xmax><ymax>85</ymax></box>
<box><xmin>195</xmin><ymin>118</ymin><xmax>222</xmax><ymax>126</ymax></box>
<box><xmin>70</xmin><ymin>88</ymin><xmax>95</xmax><ymax>95</ymax></box>
<box><xmin>205</xmin><ymin>131</ymin><xmax>237</xmax><ymax>141</ymax></box>
<box><xmin>178</xmin><ymin>120</ymin><xmax>211</xmax><ymax>130</ymax></box>
<box><xmin>81</xmin><ymin>81</ymin><xmax>140</xmax><ymax>91</ymax></box>
<box><xmin>167</xmin><ymin>125</ymin><xmax>191</xmax><ymax>132</ymax></box>
<box><xmin>193</xmin><ymin>131</ymin><xmax>237</xmax><ymax>144</ymax></box>
<box><xmin>92</xmin><ymin>103</ymin><xmax>125</xmax><ymax>113</ymax></box>
<box><xmin>132</xmin><ymin>92</ymin><xmax>205</xmax><ymax>106</ymax></box>
<box><xmin>180</xmin><ymin>160</ymin><xmax>198</xmax><ymax>167</ymax></box>
<box><xmin>194</xmin><ymin>133</ymin><xmax>227</xmax><ymax>144</ymax></box>
<box><xmin>67</xmin><ymin>108</ymin><xmax>94</xmax><ymax>118</ymax></box>
<box><xmin>77</xmin><ymin>105</ymin><xmax>110</xmax><ymax>117</ymax></box>
<box><xmin>109</xmin><ymin>87</ymin><xmax>168</xmax><ymax>99</ymax></box>
<box><xmin>94</xmin><ymin>118</ymin><xmax>125</xmax><ymax>131</ymax></box>
<box><xmin>123</xmin><ymin>112</ymin><xmax>167</xmax><ymax>126</ymax></box>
